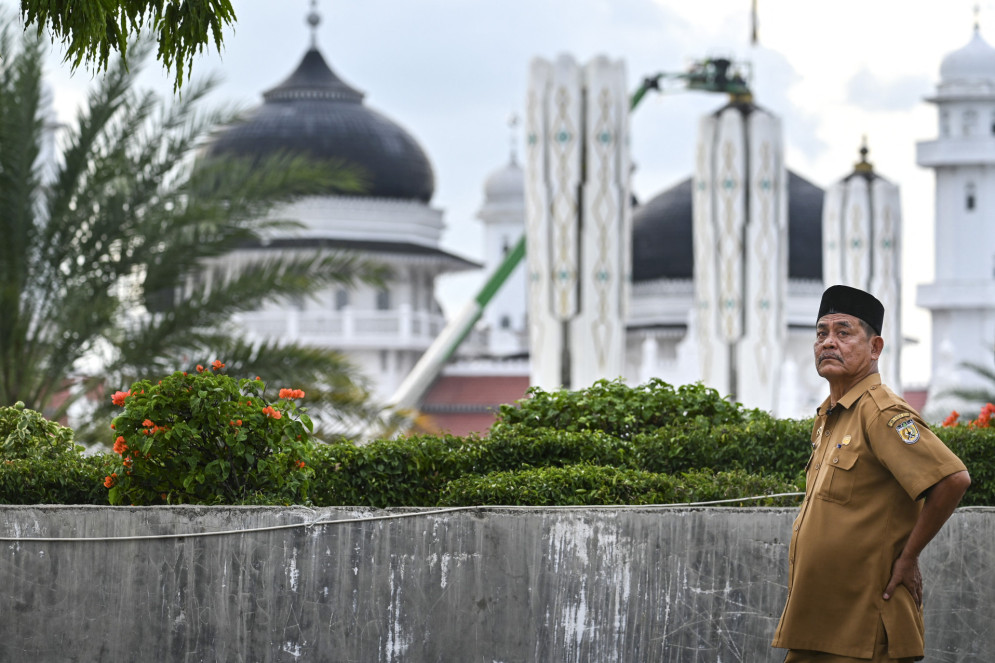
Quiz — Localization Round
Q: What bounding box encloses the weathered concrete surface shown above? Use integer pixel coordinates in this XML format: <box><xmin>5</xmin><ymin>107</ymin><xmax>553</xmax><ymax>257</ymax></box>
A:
<box><xmin>0</xmin><ymin>506</ymin><xmax>991</xmax><ymax>662</ymax></box>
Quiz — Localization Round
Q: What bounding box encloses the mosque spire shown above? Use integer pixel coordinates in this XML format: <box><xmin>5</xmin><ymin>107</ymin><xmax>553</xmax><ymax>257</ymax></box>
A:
<box><xmin>307</xmin><ymin>0</ymin><xmax>321</xmax><ymax>48</ymax></box>
<box><xmin>853</xmin><ymin>136</ymin><xmax>874</xmax><ymax>174</ymax></box>
<box><xmin>507</xmin><ymin>113</ymin><xmax>520</xmax><ymax>165</ymax></box>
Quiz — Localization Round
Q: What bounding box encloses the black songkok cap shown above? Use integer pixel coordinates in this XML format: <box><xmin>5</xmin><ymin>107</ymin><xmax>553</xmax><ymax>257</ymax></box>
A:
<box><xmin>817</xmin><ymin>285</ymin><xmax>884</xmax><ymax>335</ymax></box>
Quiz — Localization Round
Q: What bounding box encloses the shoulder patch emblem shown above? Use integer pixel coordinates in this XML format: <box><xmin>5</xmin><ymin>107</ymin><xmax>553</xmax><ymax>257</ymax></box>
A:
<box><xmin>887</xmin><ymin>412</ymin><xmax>913</xmax><ymax>427</ymax></box>
<box><xmin>896</xmin><ymin>419</ymin><xmax>920</xmax><ymax>444</ymax></box>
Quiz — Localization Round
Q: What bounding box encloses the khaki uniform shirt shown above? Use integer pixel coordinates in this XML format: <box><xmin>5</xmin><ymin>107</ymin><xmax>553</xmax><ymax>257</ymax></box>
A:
<box><xmin>771</xmin><ymin>373</ymin><xmax>966</xmax><ymax>659</ymax></box>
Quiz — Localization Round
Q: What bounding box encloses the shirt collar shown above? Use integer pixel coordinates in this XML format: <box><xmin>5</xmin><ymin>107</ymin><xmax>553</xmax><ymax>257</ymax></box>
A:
<box><xmin>817</xmin><ymin>372</ymin><xmax>881</xmax><ymax>416</ymax></box>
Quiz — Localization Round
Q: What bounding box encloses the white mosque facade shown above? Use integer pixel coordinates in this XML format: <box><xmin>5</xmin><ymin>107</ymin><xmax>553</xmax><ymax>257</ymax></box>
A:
<box><xmin>206</xmin><ymin>21</ymin><xmax>994</xmax><ymax>428</ymax></box>
<box><xmin>917</xmin><ymin>27</ymin><xmax>995</xmax><ymax>421</ymax></box>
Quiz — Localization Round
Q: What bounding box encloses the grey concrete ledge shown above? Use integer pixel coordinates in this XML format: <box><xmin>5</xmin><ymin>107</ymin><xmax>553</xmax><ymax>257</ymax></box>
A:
<box><xmin>1</xmin><ymin>506</ymin><xmax>991</xmax><ymax>662</ymax></box>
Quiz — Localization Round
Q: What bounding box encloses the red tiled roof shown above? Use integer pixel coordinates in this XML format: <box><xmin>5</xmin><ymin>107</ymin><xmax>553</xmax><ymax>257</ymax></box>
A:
<box><xmin>903</xmin><ymin>389</ymin><xmax>927</xmax><ymax>413</ymax></box>
<box><xmin>420</xmin><ymin>375</ymin><xmax>530</xmax><ymax>407</ymax></box>
<box><xmin>416</xmin><ymin>375</ymin><xmax>531</xmax><ymax>436</ymax></box>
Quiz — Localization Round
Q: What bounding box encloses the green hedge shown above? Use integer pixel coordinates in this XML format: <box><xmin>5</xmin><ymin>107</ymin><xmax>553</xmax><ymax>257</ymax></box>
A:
<box><xmin>2</xmin><ymin>379</ymin><xmax>993</xmax><ymax>507</ymax></box>
<box><xmin>936</xmin><ymin>425</ymin><xmax>995</xmax><ymax>507</ymax></box>
<box><xmin>0</xmin><ymin>455</ymin><xmax>113</xmax><ymax>505</ymax></box>
<box><xmin>438</xmin><ymin>465</ymin><xmax>799</xmax><ymax>507</ymax></box>
<box><xmin>492</xmin><ymin>379</ymin><xmax>754</xmax><ymax>438</ymax></box>
<box><xmin>305</xmin><ymin>420</ymin><xmax>808</xmax><ymax>507</ymax></box>
<box><xmin>633</xmin><ymin>415</ymin><xmax>813</xmax><ymax>479</ymax></box>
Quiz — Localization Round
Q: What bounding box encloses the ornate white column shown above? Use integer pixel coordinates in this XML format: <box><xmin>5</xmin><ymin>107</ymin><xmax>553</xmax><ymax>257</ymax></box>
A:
<box><xmin>524</xmin><ymin>54</ymin><xmax>630</xmax><ymax>390</ymax></box>
<box><xmin>693</xmin><ymin>100</ymin><xmax>787</xmax><ymax>410</ymax></box>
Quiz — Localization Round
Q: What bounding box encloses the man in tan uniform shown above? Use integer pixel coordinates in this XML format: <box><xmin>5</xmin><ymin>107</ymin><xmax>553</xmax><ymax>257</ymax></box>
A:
<box><xmin>772</xmin><ymin>285</ymin><xmax>971</xmax><ymax>662</ymax></box>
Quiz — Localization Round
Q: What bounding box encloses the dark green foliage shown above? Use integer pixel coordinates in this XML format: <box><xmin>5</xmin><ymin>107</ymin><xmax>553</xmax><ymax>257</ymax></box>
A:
<box><xmin>19</xmin><ymin>0</ymin><xmax>237</xmax><ymax>90</ymax></box>
<box><xmin>493</xmin><ymin>379</ymin><xmax>751</xmax><ymax>439</ymax></box>
<box><xmin>466</xmin><ymin>427</ymin><xmax>636</xmax><ymax>473</ymax></box>
<box><xmin>5</xmin><ymin>378</ymin><xmax>994</xmax><ymax>507</ymax></box>
<box><xmin>438</xmin><ymin>466</ymin><xmax>799</xmax><ymax>507</ymax></box>
<box><xmin>309</xmin><ymin>435</ymin><xmax>468</xmax><ymax>507</ymax></box>
<box><xmin>305</xmin><ymin>400</ymin><xmax>810</xmax><ymax>507</ymax></box>
<box><xmin>936</xmin><ymin>425</ymin><xmax>995</xmax><ymax>506</ymax></box>
<box><xmin>0</xmin><ymin>455</ymin><xmax>113</xmax><ymax>505</ymax></box>
<box><xmin>633</xmin><ymin>414</ymin><xmax>813</xmax><ymax>479</ymax></box>
<box><xmin>0</xmin><ymin>401</ymin><xmax>111</xmax><ymax>504</ymax></box>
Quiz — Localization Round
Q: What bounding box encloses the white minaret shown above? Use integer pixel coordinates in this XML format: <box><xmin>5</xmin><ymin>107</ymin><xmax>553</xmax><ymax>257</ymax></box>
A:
<box><xmin>477</xmin><ymin>122</ymin><xmax>528</xmax><ymax>357</ymax></box>
<box><xmin>693</xmin><ymin>97</ymin><xmax>788</xmax><ymax>411</ymax></box>
<box><xmin>524</xmin><ymin>54</ymin><xmax>631</xmax><ymax>390</ymax></box>
<box><xmin>822</xmin><ymin>142</ymin><xmax>903</xmax><ymax>392</ymax></box>
<box><xmin>917</xmin><ymin>25</ymin><xmax>995</xmax><ymax>420</ymax></box>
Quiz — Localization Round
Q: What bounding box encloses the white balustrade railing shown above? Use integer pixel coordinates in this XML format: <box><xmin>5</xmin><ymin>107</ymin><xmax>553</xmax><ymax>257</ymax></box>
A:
<box><xmin>236</xmin><ymin>304</ymin><xmax>446</xmax><ymax>351</ymax></box>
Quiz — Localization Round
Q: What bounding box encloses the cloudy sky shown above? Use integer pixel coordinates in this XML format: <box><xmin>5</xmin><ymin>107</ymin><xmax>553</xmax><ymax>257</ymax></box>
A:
<box><xmin>5</xmin><ymin>0</ymin><xmax>989</xmax><ymax>385</ymax></box>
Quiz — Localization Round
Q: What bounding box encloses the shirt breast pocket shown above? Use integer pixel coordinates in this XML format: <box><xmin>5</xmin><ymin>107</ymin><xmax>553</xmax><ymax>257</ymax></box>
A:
<box><xmin>816</xmin><ymin>451</ymin><xmax>858</xmax><ymax>505</ymax></box>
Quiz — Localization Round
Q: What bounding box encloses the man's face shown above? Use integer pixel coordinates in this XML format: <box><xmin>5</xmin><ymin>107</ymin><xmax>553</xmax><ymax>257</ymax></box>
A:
<box><xmin>814</xmin><ymin>313</ymin><xmax>881</xmax><ymax>381</ymax></box>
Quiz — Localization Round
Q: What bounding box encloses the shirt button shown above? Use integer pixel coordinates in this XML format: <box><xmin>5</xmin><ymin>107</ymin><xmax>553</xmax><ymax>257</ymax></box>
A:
<box><xmin>814</xmin><ymin>463</ymin><xmax>821</xmax><ymax>470</ymax></box>
<box><xmin>824</xmin><ymin>429</ymin><xmax>831</xmax><ymax>436</ymax></box>
<box><xmin>832</xmin><ymin>457</ymin><xmax>839</xmax><ymax>464</ymax></box>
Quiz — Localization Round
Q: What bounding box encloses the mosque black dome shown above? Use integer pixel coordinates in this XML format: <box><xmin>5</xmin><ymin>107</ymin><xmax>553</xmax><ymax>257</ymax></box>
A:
<box><xmin>631</xmin><ymin>170</ymin><xmax>824</xmax><ymax>282</ymax></box>
<box><xmin>205</xmin><ymin>48</ymin><xmax>435</xmax><ymax>202</ymax></box>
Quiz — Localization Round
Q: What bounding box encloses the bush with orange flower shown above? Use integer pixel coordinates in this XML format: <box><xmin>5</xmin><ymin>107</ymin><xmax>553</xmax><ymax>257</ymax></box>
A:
<box><xmin>940</xmin><ymin>403</ymin><xmax>995</xmax><ymax>429</ymax></box>
<box><xmin>105</xmin><ymin>362</ymin><xmax>314</xmax><ymax>505</ymax></box>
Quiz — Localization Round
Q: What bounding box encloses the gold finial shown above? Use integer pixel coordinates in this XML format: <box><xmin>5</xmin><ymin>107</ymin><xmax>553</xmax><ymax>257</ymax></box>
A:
<box><xmin>854</xmin><ymin>136</ymin><xmax>874</xmax><ymax>173</ymax></box>
<box><xmin>974</xmin><ymin>3</ymin><xmax>981</xmax><ymax>32</ymax></box>
<box><xmin>729</xmin><ymin>90</ymin><xmax>754</xmax><ymax>104</ymax></box>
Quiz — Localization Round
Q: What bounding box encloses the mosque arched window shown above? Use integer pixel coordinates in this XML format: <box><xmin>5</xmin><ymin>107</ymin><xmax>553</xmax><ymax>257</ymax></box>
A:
<box><xmin>966</xmin><ymin>182</ymin><xmax>977</xmax><ymax>211</ymax></box>
<box><xmin>376</xmin><ymin>287</ymin><xmax>391</xmax><ymax>311</ymax></box>
<box><xmin>963</xmin><ymin>110</ymin><xmax>977</xmax><ymax>136</ymax></box>
<box><xmin>334</xmin><ymin>288</ymin><xmax>349</xmax><ymax>311</ymax></box>
<box><xmin>941</xmin><ymin>110</ymin><xmax>950</xmax><ymax>137</ymax></box>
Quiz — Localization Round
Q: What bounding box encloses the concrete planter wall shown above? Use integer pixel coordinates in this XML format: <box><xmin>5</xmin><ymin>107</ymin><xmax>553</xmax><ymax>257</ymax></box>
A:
<box><xmin>1</xmin><ymin>506</ymin><xmax>991</xmax><ymax>662</ymax></box>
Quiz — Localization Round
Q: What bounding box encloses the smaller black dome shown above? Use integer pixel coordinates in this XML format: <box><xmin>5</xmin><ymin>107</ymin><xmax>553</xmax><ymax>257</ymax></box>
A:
<box><xmin>631</xmin><ymin>178</ymin><xmax>694</xmax><ymax>281</ymax></box>
<box><xmin>205</xmin><ymin>48</ymin><xmax>435</xmax><ymax>202</ymax></box>
<box><xmin>631</xmin><ymin>171</ymin><xmax>824</xmax><ymax>282</ymax></box>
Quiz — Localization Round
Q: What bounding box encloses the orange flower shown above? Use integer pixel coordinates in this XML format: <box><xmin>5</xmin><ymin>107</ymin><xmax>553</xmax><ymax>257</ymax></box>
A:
<box><xmin>103</xmin><ymin>473</ymin><xmax>117</xmax><ymax>488</ymax></box>
<box><xmin>123</xmin><ymin>457</ymin><xmax>133</xmax><ymax>468</ymax></box>
<box><xmin>296</xmin><ymin>461</ymin><xmax>306</xmax><ymax>469</ymax></box>
<box><xmin>279</xmin><ymin>388</ymin><xmax>306</xmax><ymax>400</ymax></box>
<box><xmin>142</xmin><ymin>419</ymin><xmax>154</xmax><ymax>428</ymax></box>
<box><xmin>196</xmin><ymin>364</ymin><xmax>204</xmax><ymax>373</ymax></box>
<box><xmin>111</xmin><ymin>390</ymin><xmax>131</xmax><ymax>407</ymax></box>
<box><xmin>261</xmin><ymin>406</ymin><xmax>282</xmax><ymax>420</ymax></box>
<box><xmin>942</xmin><ymin>411</ymin><xmax>960</xmax><ymax>427</ymax></box>
<box><xmin>212</xmin><ymin>360</ymin><xmax>225</xmax><ymax>371</ymax></box>
<box><xmin>113</xmin><ymin>436</ymin><xmax>128</xmax><ymax>455</ymax></box>
<box><xmin>236</xmin><ymin>419</ymin><xmax>242</xmax><ymax>426</ymax></box>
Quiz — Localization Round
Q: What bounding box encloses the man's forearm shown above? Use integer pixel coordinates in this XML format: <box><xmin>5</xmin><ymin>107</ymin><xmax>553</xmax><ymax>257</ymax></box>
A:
<box><xmin>900</xmin><ymin>470</ymin><xmax>971</xmax><ymax>560</ymax></box>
